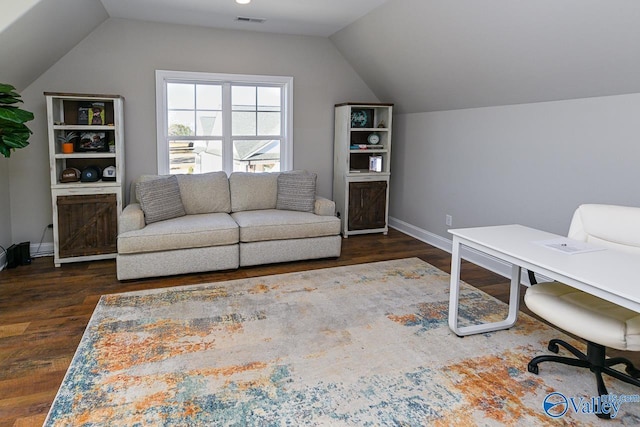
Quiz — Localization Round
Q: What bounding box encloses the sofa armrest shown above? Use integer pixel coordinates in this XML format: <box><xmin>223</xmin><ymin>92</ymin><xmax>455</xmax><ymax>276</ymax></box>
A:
<box><xmin>119</xmin><ymin>203</ymin><xmax>145</xmax><ymax>234</ymax></box>
<box><xmin>314</xmin><ymin>196</ymin><xmax>336</xmax><ymax>216</ymax></box>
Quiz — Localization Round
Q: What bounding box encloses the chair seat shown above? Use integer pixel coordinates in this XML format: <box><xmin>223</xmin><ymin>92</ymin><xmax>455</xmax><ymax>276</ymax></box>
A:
<box><xmin>525</xmin><ymin>282</ymin><xmax>640</xmax><ymax>351</ymax></box>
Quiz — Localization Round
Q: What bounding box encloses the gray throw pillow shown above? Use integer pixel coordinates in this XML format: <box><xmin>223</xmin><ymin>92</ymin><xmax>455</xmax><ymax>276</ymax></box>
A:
<box><xmin>276</xmin><ymin>171</ymin><xmax>317</xmax><ymax>212</ymax></box>
<box><xmin>136</xmin><ymin>175</ymin><xmax>186</xmax><ymax>224</ymax></box>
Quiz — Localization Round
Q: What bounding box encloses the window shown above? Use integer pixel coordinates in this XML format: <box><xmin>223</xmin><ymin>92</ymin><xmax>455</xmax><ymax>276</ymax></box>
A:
<box><xmin>156</xmin><ymin>70</ymin><xmax>293</xmax><ymax>175</ymax></box>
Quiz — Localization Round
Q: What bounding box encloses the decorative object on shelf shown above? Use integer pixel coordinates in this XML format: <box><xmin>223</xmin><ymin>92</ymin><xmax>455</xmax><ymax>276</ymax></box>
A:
<box><xmin>57</xmin><ymin>131</ymin><xmax>78</xmax><ymax>154</ymax></box>
<box><xmin>62</xmin><ymin>142</ymin><xmax>74</xmax><ymax>154</ymax></box>
<box><xmin>81</xmin><ymin>165</ymin><xmax>102</xmax><ymax>182</ymax></box>
<box><xmin>367</xmin><ymin>132</ymin><xmax>380</xmax><ymax>145</ymax></box>
<box><xmin>60</xmin><ymin>167</ymin><xmax>81</xmax><ymax>183</ymax></box>
<box><xmin>377</xmin><ymin>120</ymin><xmax>386</xmax><ymax>128</ymax></box>
<box><xmin>0</xmin><ymin>83</ymin><xmax>34</xmax><ymax>158</ymax></box>
<box><xmin>102</xmin><ymin>166</ymin><xmax>116</xmax><ymax>181</ymax></box>
<box><xmin>90</xmin><ymin>102</ymin><xmax>105</xmax><ymax>125</ymax></box>
<box><xmin>369</xmin><ymin>155</ymin><xmax>382</xmax><ymax>172</ymax></box>
<box><xmin>77</xmin><ymin>104</ymin><xmax>90</xmax><ymax>125</ymax></box>
<box><xmin>350</xmin><ymin>108</ymin><xmax>373</xmax><ymax>128</ymax></box>
<box><xmin>76</xmin><ymin>132</ymin><xmax>108</xmax><ymax>152</ymax></box>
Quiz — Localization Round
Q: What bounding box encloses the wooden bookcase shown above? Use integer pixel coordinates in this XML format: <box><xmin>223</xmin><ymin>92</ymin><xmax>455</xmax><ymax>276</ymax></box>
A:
<box><xmin>45</xmin><ymin>92</ymin><xmax>125</xmax><ymax>266</ymax></box>
<box><xmin>333</xmin><ymin>103</ymin><xmax>393</xmax><ymax>237</ymax></box>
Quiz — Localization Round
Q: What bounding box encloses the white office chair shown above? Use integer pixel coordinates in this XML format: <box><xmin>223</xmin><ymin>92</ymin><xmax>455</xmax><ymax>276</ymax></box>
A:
<box><xmin>525</xmin><ymin>204</ymin><xmax>640</xmax><ymax>419</ymax></box>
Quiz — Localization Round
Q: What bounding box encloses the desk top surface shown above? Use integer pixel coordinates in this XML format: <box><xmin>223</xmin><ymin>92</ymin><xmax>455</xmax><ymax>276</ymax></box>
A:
<box><xmin>449</xmin><ymin>224</ymin><xmax>640</xmax><ymax>312</ymax></box>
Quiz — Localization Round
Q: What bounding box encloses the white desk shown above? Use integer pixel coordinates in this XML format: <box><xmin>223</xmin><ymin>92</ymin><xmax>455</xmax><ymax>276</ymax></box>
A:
<box><xmin>448</xmin><ymin>224</ymin><xmax>640</xmax><ymax>336</ymax></box>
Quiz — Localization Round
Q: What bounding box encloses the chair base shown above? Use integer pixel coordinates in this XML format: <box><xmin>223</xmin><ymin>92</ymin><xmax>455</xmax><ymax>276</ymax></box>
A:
<box><xmin>528</xmin><ymin>339</ymin><xmax>640</xmax><ymax>419</ymax></box>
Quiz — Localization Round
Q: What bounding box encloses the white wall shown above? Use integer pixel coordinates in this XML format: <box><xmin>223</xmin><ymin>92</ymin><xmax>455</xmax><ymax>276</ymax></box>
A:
<box><xmin>389</xmin><ymin>93</ymin><xmax>640</xmax><ymax>243</ymax></box>
<box><xmin>10</xmin><ymin>18</ymin><xmax>378</xmax><ymax>244</ymax></box>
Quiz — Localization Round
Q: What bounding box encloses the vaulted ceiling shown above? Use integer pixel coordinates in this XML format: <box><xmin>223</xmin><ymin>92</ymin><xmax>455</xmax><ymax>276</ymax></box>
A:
<box><xmin>2</xmin><ymin>0</ymin><xmax>640</xmax><ymax>114</ymax></box>
<box><xmin>331</xmin><ymin>0</ymin><xmax>640</xmax><ymax>113</ymax></box>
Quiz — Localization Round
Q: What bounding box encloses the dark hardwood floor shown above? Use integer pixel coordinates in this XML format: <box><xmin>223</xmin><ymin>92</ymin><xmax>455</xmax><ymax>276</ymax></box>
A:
<box><xmin>0</xmin><ymin>229</ymin><xmax>637</xmax><ymax>426</ymax></box>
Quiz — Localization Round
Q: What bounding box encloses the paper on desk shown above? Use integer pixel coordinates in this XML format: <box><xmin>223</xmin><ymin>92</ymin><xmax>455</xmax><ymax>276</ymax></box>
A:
<box><xmin>534</xmin><ymin>238</ymin><xmax>606</xmax><ymax>254</ymax></box>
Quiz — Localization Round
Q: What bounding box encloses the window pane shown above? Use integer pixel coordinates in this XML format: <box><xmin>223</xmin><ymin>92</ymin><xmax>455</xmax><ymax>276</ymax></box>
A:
<box><xmin>257</xmin><ymin>112</ymin><xmax>281</xmax><ymax>136</ymax></box>
<box><xmin>169</xmin><ymin>140</ymin><xmax>223</xmax><ymax>174</ymax></box>
<box><xmin>232</xmin><ymin>111</ymin><xmax>256</xmax><ymax>136</ymax></box>
<box><xmin>167</xmin><ymin>83</ymin><xmax>194</xmax><ymax>109</ymax></box>
<box><xmin>232</xmin><ymin>86</ymin><xmax>256</xmax><ymax>111</ymax></box>
<box><xmin>233</xmin><ymin>140</ymin><xmax>281</xmax><ymax>172</ymax></box>
<box><xmin>258</xmin><ymin>87</ymin><xmax>281</xmax><ymax>112</ymax></box>
<box><xmin>196</xmin><ymin>85</ymin><xmax>222</xmax><ymax>110</ymax></box>
<box><xmin>168</xmin><ymin>111</ymin><xmax>195</xmax><ymax>136</ymax></box>
<box><xmin>196</xmin><ymin>111</ymin><xmax>222</xmax><ymax>136</ymax></box>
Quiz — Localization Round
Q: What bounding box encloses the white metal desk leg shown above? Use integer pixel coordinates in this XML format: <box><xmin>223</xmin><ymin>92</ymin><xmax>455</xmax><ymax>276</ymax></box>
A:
<box><xmin>448</xmin><ymin>243</ymin><xmax>522</xmax><ymax>336</ymax></box>
<box><xmin>505</xmin><ymin>264</ymin><xmax>521</xmax><ymax>327</ymax></box>
<box><xmin>448</xmin><ymin>237</ymin><xmax>463</xmax><ymax>335</ymax></box>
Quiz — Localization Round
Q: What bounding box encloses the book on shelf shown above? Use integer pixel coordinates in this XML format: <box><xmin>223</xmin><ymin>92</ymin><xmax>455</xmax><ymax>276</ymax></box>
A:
<box><xmin>350</xmin><ymin>144</ymin><xmax>383</xmax><ymax>150</ymax></box>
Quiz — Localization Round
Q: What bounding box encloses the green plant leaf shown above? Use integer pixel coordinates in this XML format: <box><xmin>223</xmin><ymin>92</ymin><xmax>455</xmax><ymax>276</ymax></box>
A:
<box><xmin>0</xmin><ymin>107</ymin><xmax>34</xmax><ymax>123</ymax></box>
<box><xmin>1</xmin><ymin>133</ymin><xmax>30</xmax><ymax>148</ymax></box>
<box><xmin>0</xmin><ymin>96</ymin><xmax>20</xmax><ymax>105</ymax></box>
<box><xmin>0</xmin><ymin>143</ymin><xmax>12</xmax><ymax>158</ymax></box>
<box><xmin>0</xmin><ymin>82</ymin><xmax>33</xmax><ymax>157</ymax></box>
<box><xmin>0</xmin><ymin>83</ymin><xmax>17</xmax><ymax>93</ymax></box>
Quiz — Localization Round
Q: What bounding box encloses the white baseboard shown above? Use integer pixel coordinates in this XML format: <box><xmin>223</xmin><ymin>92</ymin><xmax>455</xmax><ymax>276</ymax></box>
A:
<box><xmin>31</xmin><ymin>242</ymin><xmax>54</xmax><ymax>258</ymax></box>
<box><xmin>388</xmin><ymin>217</ymin><xmax>547</xmax><ymax>285</ymax></box>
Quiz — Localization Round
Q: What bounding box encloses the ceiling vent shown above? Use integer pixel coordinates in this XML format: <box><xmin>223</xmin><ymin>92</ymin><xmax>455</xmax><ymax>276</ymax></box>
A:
<box><xmin>236</xmin><ymin>16</ymin><xmax>266</xmax><ymax>24</ymax></box>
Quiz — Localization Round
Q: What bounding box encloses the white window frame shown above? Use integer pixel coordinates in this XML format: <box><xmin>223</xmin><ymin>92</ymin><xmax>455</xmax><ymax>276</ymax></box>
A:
<box><xmin>155</xmin><ymin>70</ymin><xmax>293</xmax><ymax>175</ymax></box>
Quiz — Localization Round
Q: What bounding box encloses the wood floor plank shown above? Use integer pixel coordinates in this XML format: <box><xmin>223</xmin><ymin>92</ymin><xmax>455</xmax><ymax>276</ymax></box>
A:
<box><xmin>0</xmin><ymin>324</ymin><xmax>30</xmax><ymax>340</ymax></box>
<box><xmin>0</xmin><ymin>229</ymin><xmax>636</xmax><ymax>426</ymax></box>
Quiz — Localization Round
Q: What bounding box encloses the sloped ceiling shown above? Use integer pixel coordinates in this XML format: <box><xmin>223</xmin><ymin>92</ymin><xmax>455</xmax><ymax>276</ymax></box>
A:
<box><xmin>0</xmin><ymin>0</ymin><xmax>108</xmax><ymax>91</ymax></box>
<box><xmin>331</xmin><ymin>0</ymin><xmax>640</xmax><ymax>113</ymax></box>
<box><xmin>3</xmin><ymin>0</ymin><xmax>640</xmax><ymax>113</ymax></box>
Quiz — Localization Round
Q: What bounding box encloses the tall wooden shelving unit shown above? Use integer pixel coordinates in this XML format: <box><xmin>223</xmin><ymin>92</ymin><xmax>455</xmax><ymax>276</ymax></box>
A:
<box><xmin>333</xmin><ymin>103</ymin><xmax>393</xmax><ymax>237</ymax></box>
<box><xmin>45</xmin><ymin>92</ymin><xmax>125</xmax><ymax>266</ymax></box>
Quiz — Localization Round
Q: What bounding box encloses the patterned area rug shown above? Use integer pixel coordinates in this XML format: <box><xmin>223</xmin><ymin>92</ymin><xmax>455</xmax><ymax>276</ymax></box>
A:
<box><xmin>45</xmin><ymin>258</ymin><xmax>640</xmax><ymax>426</ymax></box>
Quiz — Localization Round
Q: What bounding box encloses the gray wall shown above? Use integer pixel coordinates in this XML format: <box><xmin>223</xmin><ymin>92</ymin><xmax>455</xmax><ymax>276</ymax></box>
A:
<box><xmin>390</xmin><ymin>93</ymin><xmax>640</xmax><ymax>242</ymax></box>
<box><xmin>0</xmin><ymin>159</ymin><xmax>10</xmax><ymax>254</ymax></box>
<box><xmin>0</xmin><ymin>0</ymin><xmax>108</xmax><ymax>91</ymax></box>
<box><xmin>10</xmin><ymin>18</ymin><xmax>378</xmax><ymax>244</ymax></box>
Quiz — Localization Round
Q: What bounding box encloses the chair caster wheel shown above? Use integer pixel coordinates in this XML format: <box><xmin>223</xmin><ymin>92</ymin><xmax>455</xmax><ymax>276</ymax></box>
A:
<box><xmin>528</xmin><ymin>363</ymin><xmax>539</xmax><ymax>375</ymax></box>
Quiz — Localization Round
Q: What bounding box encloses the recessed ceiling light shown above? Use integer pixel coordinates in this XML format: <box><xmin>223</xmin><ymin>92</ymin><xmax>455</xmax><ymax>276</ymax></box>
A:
<box><xmin>236</xmin><ymin>0</ymin><xmax>251</xmax><ymax>4</ymax></box>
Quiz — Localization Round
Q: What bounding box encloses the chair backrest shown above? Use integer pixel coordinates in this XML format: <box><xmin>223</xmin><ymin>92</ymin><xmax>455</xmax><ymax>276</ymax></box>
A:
<box><xmin>568</xmin><ymin>204</ymin><xmax>640</xmax><ymax>255</ymax></box>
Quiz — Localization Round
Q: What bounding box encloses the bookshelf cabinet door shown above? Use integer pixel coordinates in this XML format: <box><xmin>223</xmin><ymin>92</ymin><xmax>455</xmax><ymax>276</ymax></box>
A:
<box><xmin>348</xmin><ymin>181</ymin><xmax>387</xmax><ymax>231</ymax></box>
<box><xmin>56</xmin><ymin>194</ymin><xmax>117</xmax><ymax>258</ymax></box>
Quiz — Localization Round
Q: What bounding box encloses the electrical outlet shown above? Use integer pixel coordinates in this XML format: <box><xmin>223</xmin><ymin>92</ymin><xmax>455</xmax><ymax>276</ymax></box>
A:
<box><xmin>445</xmin><ymin>214</ymin><xmax>453</xmax><ymax>227</ymax></box>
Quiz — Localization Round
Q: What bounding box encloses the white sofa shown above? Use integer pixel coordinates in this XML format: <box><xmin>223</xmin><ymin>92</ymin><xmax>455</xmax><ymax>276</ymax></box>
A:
<box><xmin>116</xmin><ymin>171</ymin><xmax>342</xmax><ymax>280</ymax></box>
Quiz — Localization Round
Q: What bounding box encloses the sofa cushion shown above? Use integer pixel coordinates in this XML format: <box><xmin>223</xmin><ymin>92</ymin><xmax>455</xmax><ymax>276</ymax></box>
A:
<box><xmin>276</xmin><ymin>171</ymin><xmax>316</xmax><ymax>212</ymax></box>
<box><xmin>229</xmin><ymin>172</ymin><xmax>279</xmax><ymax>212</ymax></box>
<box><xmin>176</xmin><ymin>171</ymin><xmax>231</xmax><ymax>214</ymax></box>
<box><xmin>231</xmin><ymin>209</ymin><xmax>341</xmax><ymax>242</ymax></box>
<box><xmin>118</xmin><ymin>213</ymin><xmax>239</xmax><ymax>254</ymax></box>
<box><xmin>136</xmin><ymin>175</ymin><xmax>186</xmax><ymax>224</ymax></box>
